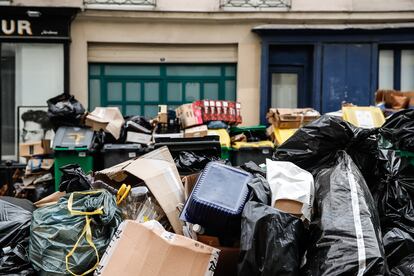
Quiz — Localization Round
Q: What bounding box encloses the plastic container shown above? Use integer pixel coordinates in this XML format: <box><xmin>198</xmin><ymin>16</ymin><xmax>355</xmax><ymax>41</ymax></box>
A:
<box><xmin>180</xmin><ymin>162</ymin><xmax>252</xmax><ymax>233</ymax></box>
<box><xmin>208</xmin><ymin>129</ymin><xmax>231</xmax><ymax>160</ymax></box>
<box><xmin>99</xmin><ymin>144</ymin><xmax>143</xmax><ymax>169</ymax></box>
<box><xmin>230</xmin><ymin>125</ymin><xmax>268</xmax><ymax>142</ymax></box>
<box><xmin>230</xmin><ymin>141</ymin><xmax>274</xmax><ymax>166</ymax></box>
<box><xmin>154</xmin><ymin>136</ymin><xmax>221</xmax><ymax>159</ymax></box>
<box><xmin>53</xmin><ymin>127</ymin><xmax>95</xmax><ymax>191</ymax></box>
<box><xmin>272</xmin><ymin>127</ymin><xmax>298</xmax><ymax>146</ymax></box>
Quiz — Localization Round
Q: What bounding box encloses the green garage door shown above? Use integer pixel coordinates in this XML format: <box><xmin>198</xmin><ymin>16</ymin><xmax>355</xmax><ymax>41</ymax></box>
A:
<box><xmin>88</xmin><ymin>64</ymin><xmax>237</xmax><ymax>118</ymax></box>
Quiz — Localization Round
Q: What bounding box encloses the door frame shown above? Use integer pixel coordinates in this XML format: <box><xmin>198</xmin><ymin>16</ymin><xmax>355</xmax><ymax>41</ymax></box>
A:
<box><xmin>268</xmin><ymin>65</ymin><xmax>306</xmax><ymax>111</ymax></box>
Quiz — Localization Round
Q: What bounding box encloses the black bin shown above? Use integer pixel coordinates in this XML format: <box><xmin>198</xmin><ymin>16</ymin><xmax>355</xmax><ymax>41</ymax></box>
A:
<box><xmin>154</xmin><ymin>136</ymin><xmax>221</xmax><ymax>159</ymax></box>
<box><xmin>100</xmin><ymin>144</ymin><xmax>143</xmax><ymax>169</ymax></box>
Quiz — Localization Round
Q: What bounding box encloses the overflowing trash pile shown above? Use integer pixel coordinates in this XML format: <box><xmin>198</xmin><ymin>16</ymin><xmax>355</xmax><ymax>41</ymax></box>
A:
<box><xmin>1</xmin><ymin>92</ymin><xmax>414</xmax><ymax>275</ymax></box>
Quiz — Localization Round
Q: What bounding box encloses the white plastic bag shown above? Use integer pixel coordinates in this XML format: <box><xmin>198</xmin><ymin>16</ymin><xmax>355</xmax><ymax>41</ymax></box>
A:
<box><xmin>266</xmin><ymin>159</ymin><xmax>314</xmax><ymax>221</ymax></box>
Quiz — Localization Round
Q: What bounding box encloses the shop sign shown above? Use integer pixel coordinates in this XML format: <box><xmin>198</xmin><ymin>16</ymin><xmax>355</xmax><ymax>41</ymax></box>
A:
<box><xmin>0</xmin><ymin>7</ymin><xmax>76</xmax><ymax>39</ymax></box>
<box><xmin>1</xmin><ymin>20</ymin><xmax>33</xmax><ymax>36</ymax></box>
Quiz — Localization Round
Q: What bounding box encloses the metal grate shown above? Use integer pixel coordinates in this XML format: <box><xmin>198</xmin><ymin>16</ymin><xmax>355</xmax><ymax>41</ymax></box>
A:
<box><xmin>84</xmin><ymin>0</ymin><xmax>156</xmax><ymax>6</ymax></box>
<box><xmin>220</xmin><ymin>0</ymin><xmax>291</xmax><ymax>8</ymax></box>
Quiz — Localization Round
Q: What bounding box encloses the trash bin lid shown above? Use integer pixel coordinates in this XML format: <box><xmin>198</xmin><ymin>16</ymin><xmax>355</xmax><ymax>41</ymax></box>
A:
<box><xmin>53</xmin><ymin>127</ymin><xmax>94</xmax><ymax>150</ymax></box>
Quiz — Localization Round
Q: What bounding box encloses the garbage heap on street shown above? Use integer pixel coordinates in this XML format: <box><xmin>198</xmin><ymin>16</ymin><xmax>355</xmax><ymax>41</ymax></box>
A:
<box><xmin>1</xmin><ymin>92</ymin><xmax>414</xmax><ymax>275</ymax></box>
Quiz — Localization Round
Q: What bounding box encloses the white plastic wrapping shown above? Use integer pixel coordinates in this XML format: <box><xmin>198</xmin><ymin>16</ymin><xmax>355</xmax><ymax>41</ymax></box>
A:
<box><xmin>266</xmin><ymin>159</ymin><xmax>314</xmax><ymax>221</ymax></box>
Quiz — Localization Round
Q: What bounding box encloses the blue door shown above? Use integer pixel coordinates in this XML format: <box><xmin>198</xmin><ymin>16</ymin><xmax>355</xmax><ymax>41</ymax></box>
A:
<box><xmin>322</xmin><ymin>44</ymin><xmax>372</xmax><ymax>113</ymax></box>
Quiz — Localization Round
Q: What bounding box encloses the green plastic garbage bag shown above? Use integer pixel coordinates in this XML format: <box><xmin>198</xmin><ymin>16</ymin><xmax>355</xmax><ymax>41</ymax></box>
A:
<box><xmin>29</xmin><ymin>190</ymin><xmax>122</xmax><ymax>276</ymax></box>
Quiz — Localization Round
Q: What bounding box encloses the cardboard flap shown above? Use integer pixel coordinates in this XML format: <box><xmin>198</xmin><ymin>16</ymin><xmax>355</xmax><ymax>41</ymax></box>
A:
<box><xmin>124</xmin><ymin>158</ymin><xmax>184</xmax><ymax>234</ymax></box>
<box><xmin>86</xmin><ymin>107</ymin><xmax>125</xmax><ymax>139</ymax></box>
<box><xmin>96</xmin><ymin>158</ymin><xmax>134</xmax><ymax>182</ymax></box>
<box><xmin>96</xmin><ymin>220</ymin><xmax>220</xmax><ymax>276</ymax></box>
<box><xmin>94</xmin><ymin>147</ymin><xmax>183</xmax><ymax>234</ymax></box>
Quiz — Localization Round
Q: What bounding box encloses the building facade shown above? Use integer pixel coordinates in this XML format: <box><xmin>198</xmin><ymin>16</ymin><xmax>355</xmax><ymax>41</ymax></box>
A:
<box><xmin>0</xmin><ymin>0</ymin><xmax>79</xmax><ymax>160</ymax></box>
<box><xmin>1</xmin><ymin>0</ymin><xmax>414</xmax><ymax>160</ymax></box>
<box><xmin>70</xmin><ymin>0</ymin><xmax>414</xmax><ymax>126</ymax></box>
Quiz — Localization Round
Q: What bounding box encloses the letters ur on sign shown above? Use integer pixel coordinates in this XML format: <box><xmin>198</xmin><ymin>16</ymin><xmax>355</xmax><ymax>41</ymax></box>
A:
<box><xmin>1</xmin><ymin>20</ymin><xmax>32</xmax><ymax>36</ymax></box>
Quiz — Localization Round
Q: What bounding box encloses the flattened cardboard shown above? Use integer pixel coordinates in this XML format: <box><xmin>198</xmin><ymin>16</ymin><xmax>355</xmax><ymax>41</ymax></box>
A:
<box><xmin>86</xmin><ymin>107</ymin><xmax>125</xmax><ymax>139</ymax></box>
<box><xmin>34</xmin><ymin>191</ymin><xmax>65</xmax><ymax>208</ymax></box>
<box><xmin>126</xmin><ymin>132</ymin><xmax>152</xmax><ymax>145</ymax></box>
<box><xmin>124</xmin><ymin>159</ymin><xmax>184</xmax><ymax>234</ymax></box>
<box><xmin>184</xmin><ymin>125</ymin><xmax>208</xmax><ymax>138</ymax></box>
<box><xmin>342</xmin><ymin>106</ymin><xmax>385</xmax><ymax>129</ymax></box>
<box><xmin>19</xmin><ymin>140</ymin><xmax>51</xmax><ymax>158</ymax></box>
<box><xmin>95</xmin><ymin>220</ymin><xmax>220</xmax><ymax>276</ymax></box>
<box><xmin>95</xmin><ymin>147</ymin><xmax>184</xmax><ymax>234</ymax></box>
<box><xmin>182</xmin><ymin>173</ymin><xmax>200</xmax><ymax>199</ymax></box>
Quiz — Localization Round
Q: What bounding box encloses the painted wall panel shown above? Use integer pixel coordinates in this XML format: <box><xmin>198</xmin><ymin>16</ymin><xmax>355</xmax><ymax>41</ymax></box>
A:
<box><xmin>322</xmin><ymin>44</ymin><xmax>372</xmax><ymax>113</ymax></box>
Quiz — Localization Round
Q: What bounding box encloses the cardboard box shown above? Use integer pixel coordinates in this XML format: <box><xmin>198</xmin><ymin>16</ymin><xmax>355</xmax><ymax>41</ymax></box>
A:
<box><xmin>184</xmin><ymin>125</ymin><xmax>208</xmax><ymax>138</ymax></box>
<box><xmin>215</xmin><ymin>246</ymin><xmax>240</xmax><ymax>276</ymax></box>
<box><xmin>228</xmin><ymin>101</ymin><xmax>236</xmax><ymax>124</ymax></box>
<box><xmin>222</xmin><ymin>101</ymin><xmax>230</xmax><ymax>122</ymax></box>
<box><xmin>96</xmin><ymin>147</ymin><xmax>184</xmax><ymax>234</ymax></box>
<box><xmin>266</xmin><ymin>159</ymin><xmax>314</xmax><ymax>222</ymax></box>
<box><xmin>215</xmin><ymin>101</ymin><xmax>224</xmax><ymax>121</ymax></box>
<box><xmin>86</xmin><ymin>107</ymin><xmax>125</xmax><ymax>139</ymax></box>
<box><xmin>267</xmin><ymin>108</ymin><xmax>320</xmax><ymax>129</ymax></box>
<box><xmin>158</xmin><ymin>105</ymin><xmax>168</xmax><ymax>124</ymax></box>
<box><xmin>267</xmin><ymin>108</ymin><xmax>302</xmax><ymax>129</ymax></box>
<box><xmin>19</xmin><ymin>140</ymin><xmax>51</xmax><ymax>158</ymax></box>
<box><xmin>95</xmin><ymin>220</ymin><xmax>220</xmax><ymax>276</ymax></box>
<box><xmin>342</xmin><ymin>106</ymin><xmax>385</xmax><ymax>128</ymax></box>
<box><xmin>25</xmin><ymin>158</ymin><xmax>54</xmax><ymax>174</ymax></box>
<box><xmin>274</xmin><ymin>199</ymin><xmax>303</xmax><ymax>218</ymax></box>
<box><xmin>235</xmin><ymin>102</ymin><xmax>242</xmax><ymax>125</ymax></box>
<box><xmin>126</xmin><ymin>132</ymin><xmax>152</xmax><ymax>145</ymax></box>
<box><xmin>176</xmin><ymin>103</ymin><xmax>203</xmax><ymax>129</ymax></box>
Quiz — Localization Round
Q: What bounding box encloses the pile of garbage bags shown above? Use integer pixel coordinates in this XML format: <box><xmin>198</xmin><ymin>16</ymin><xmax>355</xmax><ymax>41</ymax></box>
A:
<box><xmin>1</xmin><ymin>109</ymin><xmax>414</xmax><ymax>275</ymax></box>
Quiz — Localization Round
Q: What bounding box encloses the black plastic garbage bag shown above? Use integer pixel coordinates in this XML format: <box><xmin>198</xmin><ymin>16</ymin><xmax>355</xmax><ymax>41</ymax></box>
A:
<box><xmin>390</xmin><ymin>254</ymin><xmax>414</xmax><ymax>275</ymax></box>
<box><xmin>125</xmin><ymin>115</ymin><xmax>152</xmax><ymax>133</ymax></box>
<box><xmin>274</xmin><ymin>115</ymin><xmax>354</xmax><ymax>173</ymax></box>
<box><xmin>380</xmin><ymin>109</ymin><xmax>414</xmax><ymax>151</ymax></box>
<box><xmin>273</xmin><ymin>115</ymin><xmax>381</xmax><ymax>193</ymax></box>
<box><xmin>238</xmin><ymin>201</ymin><xmax>306</xmax><ymax>276</ymax></box>
<box><xmin>383</xmin><ymin>228</ymin><xmax>414</xmax><ymax>269</ymax></box>
<box><xmin>240</xmin><ymin>161</ymin><xmax>267</xmax><ymax>178</ymax></box>
<box><xmin>303</xmin><ymin>151</ymin><xmax>387</xmax><ymax>275</ymax></box>
<box><xmin>0</xmin><ymin>197</ymin><xmax>35</xmax><ymax>275</ymax></box>
<box><xmin>245</xmin><ymin>173</ymin><xmax>271</xmax><ymax>205</ymax></box>
<box><xmin>29</xmin><ymin>190</ymin><xmax>122</xmax><ymax>275</ymax></box>
<box><xmin>47</xmin><ymin>93</ymin><xmax>85</xmax><ymax>130</ymax></box>
<box><xmin>59</xmin><ymin>164</ymin><xmax>92</xmax><ymax>193</ymax></box>
<box><xmin>376</xmin><ymin>149</ymin><xmax>414</xmax><ymax>269</ymax></box>
<box><xmin>174</xmin><ymin>151</ymin><xmax>220</xmax><ymax>173</ymax></box>
<box><xmin>377</xmin><ymin>150</ymin><xmax>414</xmax><ymax>234</ymax></box>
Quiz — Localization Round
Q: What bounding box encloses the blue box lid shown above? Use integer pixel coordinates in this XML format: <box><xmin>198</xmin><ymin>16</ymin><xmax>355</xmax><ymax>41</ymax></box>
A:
<box><xmin>180</xmin><ymin>161</ymin><xmax>252</xmax><ymax>229</ymax></box>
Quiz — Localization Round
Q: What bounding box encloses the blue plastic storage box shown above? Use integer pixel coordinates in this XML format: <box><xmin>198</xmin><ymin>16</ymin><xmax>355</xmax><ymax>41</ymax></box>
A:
<box><xmin>180</xmin><ymin>161</ymin><xmax>252</xmax><ymax>233</ymax></box>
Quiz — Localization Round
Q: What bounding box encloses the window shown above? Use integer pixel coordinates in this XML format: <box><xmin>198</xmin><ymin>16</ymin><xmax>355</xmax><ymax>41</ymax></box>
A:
<box><xmin>378</xmin><ymin>48</ymin><xmax>414</xmax><ymax>91</ymax></box>
<box><xmin>1</xmin><ymin>43</ymin><xmax>64</xmax><ymax>159</ymax></box>
<box><xmin>271</xmin><ymin>73</ymin><xmax>298</xmax><ymax>108</ymax></box>
<box><xmin>89</xmin><ymin>64</ymin><xmax>237</xmax><ymax>117</ymax></box>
